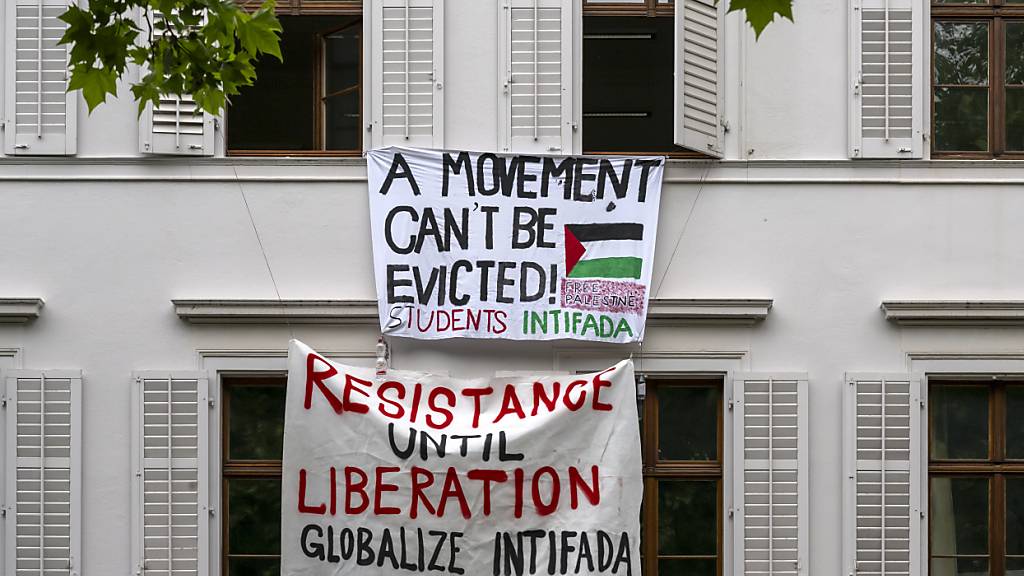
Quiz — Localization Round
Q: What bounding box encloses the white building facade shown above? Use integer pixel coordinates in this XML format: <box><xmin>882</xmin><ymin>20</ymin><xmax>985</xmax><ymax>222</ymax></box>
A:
<box><xmin>1</xmin><ymin>0</ymin><xmax>1022</xmax><ymax>575</ymax></box>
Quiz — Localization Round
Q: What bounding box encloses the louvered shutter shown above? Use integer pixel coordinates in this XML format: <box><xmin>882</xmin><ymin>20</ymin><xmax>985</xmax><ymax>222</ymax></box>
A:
<box><xmin>139</xmin><ymin>96</ymin><xmax>215</xmax><ymax>155</ymax></box>
<box><xmin>3</xmin><ymin>370</ymin><xmax>81</xmax><ymax>576</ymax></box>
<box><xmin>674</xmin><ymin>0</ymin><xmax>724</xmax><ymax>158</ymax></box>
<box><xmin>849</xmin><ymin>0</ymin><xmax>923</xmax><ymax>158</ymax></box>
<box><xmin>370</xmin><ymin>0</ymin><xmax>444</xmax><ymax>148</ymax></box>
<box><xmin>131</xmin><ymin>372</ymin><xmax>209</xmax><ymax>576</ymax></box>
<box><xmin>844</xmin><ymin>374</ymin><xmax>922</xmax><ymax>576</ymax></box>
<box><xmin>733</xmin><ymin>373</ymin><xmax>808</xmax><ymax>576</ymax></box>
<box><xmin>499</xmin><ymin>0</ymin><xmax>572</xmax><ymax>154</ymax></box>
<box><xmin>3</xmin><ymin>0</ymin><xmax>77</xmax><ymax>155</ymax></box>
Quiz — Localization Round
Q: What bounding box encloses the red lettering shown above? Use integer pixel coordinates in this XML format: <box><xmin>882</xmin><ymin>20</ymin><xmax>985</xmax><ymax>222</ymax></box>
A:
<box><xmin>410</xmin><ymin>383</ymin><xmax>423</xmax><ymax>423</ymax></box>
<box><xmin>436</xmin><ymin>310</ymin><xmax>452</xmax><ymax>331</ymax></box>
<box><xmin>343</xmin><ymin>374</ymin><xmax>371</xmax><ymax>414</ymax></box>
<box><xmin>494</xmin><ymin>310</ymin><xmax>508</xmax><ymax>334</ymax></box>
<box><xmin>467</xmin><ymin>469</ymin><xmax>508</xmax><ymax>516</ymax></box>
<box><xmin>303</xmin><ymin>353</ymin><xmax>342</xmax><ymax>413</ymax></box>
<box><xmin>344</xmin><ymin>467</ymin><xmax>369</xmax><ymax>514</ymax></box>
<box><xmin>437</xmin><ymin>467</ymin><xmax>471</xmax><ymax>519</ymax></box>
<box><xmin>592</xmin><ymin>367</ymin><xmax>616</xmax><ymax>411</ymax></box>
<box><xmin>451</xmin><ymin>309</ymin><xmax>465</xmax><ymax>331</ymax></box>
<box><xmin>374</xmin><ymin>466</ymin><xmax>401</xmax><ymax>514</ymax></box>
<box><xmin>377</xmin><ymin>381</ymin><xmax>406</xmax><ymax>419</ymax></box>
<box><xmin>461</xmin><ymin>387</ymin><xmax>494</xmax><ymax>428</ymax></box>
<box><xmin>427</xmin><ymin>387</ymin><xmax>456</xmax><ymax>429</ymax></box>
<box><xmin>298</xmin><ymin>468</ymin><xmax>326</xmax><ymax>514</ymax></box>
<box><xmin>532</xmin><ymin>381</ymin><xmax>560</xmax><ymax>416</ymax></box>
<box><xmin>493</xmin><ymin>384</ymin><xmax>526</xmax><ymax>423</ymax></box>
<box><xmin>569</xmin><ymin>465</ymin><xmax>601</xmax><ymax>509</ymax></box>
<box><xmin>564</xmin><ymin>379</ymin><xmax>588</xmax><ymax>411</ymax></box>
<box><xmin>410</xmin><ymin>467</ymin><xmax>436</xmax><ymax>519</ymax></box>
<box><xmin>532</xmin><ymin>466</ymin><xmax>561</xmax><ymax>516</ymax></box>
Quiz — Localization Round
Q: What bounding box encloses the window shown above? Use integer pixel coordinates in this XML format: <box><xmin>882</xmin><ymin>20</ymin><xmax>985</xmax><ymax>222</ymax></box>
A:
<box><xmin>931</xmin><ymin>0</ymin><xmax>1024</xmax><ymax>157</ymax></box>
<box><xmin>227</xmin><ymin>3</ymin><xmax>362</xmax><ymax>156</ymax></box>
<box><xmin>222</xmin><ymin>376</ymin><xmax>286</xmax><ymax>576</ymax></box>
<box><xmin>639</xmin><ymin>378</ymin><xmax>724</xmax><ymax>576</ymax></box>
<box><xmin>929</xmin><ymin>380</ymin><xmax>1024</xmax><ymax>576</ymax></box>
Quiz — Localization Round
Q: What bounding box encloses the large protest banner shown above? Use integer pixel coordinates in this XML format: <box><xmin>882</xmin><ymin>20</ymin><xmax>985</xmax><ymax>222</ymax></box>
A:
<box><xmin>367</xmin><ymin>147</ymin><xmax>664</xmax><ymax>343</ymax></box>
<box><xmin>281</xmin><ymin>340</ymin><xmax>642</xmax><ymax>576</ymax></box>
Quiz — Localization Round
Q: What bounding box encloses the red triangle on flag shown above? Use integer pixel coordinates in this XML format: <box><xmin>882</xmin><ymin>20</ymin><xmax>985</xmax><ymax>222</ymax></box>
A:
<box><xmin>564</xmin><ymin>225</ymin><xmax>586</xmax><ymax>276</ymax></box>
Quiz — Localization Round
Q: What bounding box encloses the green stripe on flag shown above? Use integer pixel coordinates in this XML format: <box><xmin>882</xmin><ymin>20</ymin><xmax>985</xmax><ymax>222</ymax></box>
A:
<box><xmin>567</xmin><ymin>257</ymin><xmax>643</xmax><ymax>279</ymax></box>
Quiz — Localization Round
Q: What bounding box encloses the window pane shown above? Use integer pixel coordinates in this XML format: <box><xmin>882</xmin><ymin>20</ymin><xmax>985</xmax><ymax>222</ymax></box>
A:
<box><xmin>228</xmin><ymin>384</ymin><xmax>286</xmax><ymax>461</ymax></box>
<box><xmin>1008</xmin><ymin>386</ymin><xmax>1024</xmax><ymax>458</ymax></box>
<box><xmin>227</xmin><ymin>557</ymin><xmax>280</xmax><ymax>576</ymax></box>
<box><xmin>657</xmin><ymin>558</ymin><xmax>716</xmax><ymax>576</ymax></box>
<box><xmin>1008</xmin><ymin>478</ymin><xmax>1024</xmax><ymax>555</ymax></box>
<box><xmin>1006</xmin><ymin>89</ymin><xmax>1024</xmax><ymax>152</ymax></box>
<box><xmin>930</xmin><ymin>385</ymin><xmax>989</xmax><ymax>459</ymax></box>
<box><xmin>933</xmin><ymin>87</ymin><xmax>989</xmax><ymax>152</ymax></box>
<box><xmin>933</xmin><ymin>21</ymin><xmax>989</xmax><ymax>85</ymax></box>
<box><xmin>931</xmin><ymin>557</ymin><xmax>989</xmax><ymax>576</ymax></box>
<box><xmin>228</xmin><ymin>478</ymin><xmax>283</xmax><ymax>555</ymax></box>
<box><xmin>657</xmin><ymin>386</ymin><xmax>720</xmax><ymax>461</ymax></box>
<box><xmin>324</xmin><ymin>89</ymin><xmax>360</xmax><ymax>151</ymax></box>
<box><xmin>325</xmin><ymin>27</ymin><xmax>360</xmax><ymax>95</ymax></box>
<box><xmin>930</xmin><ymin>477</ymin><xmax>989</xmax><ymax>556</ymax></box>
<box><xmin>657</xmin><ymin>480</ymin><xmax>717</xmax><ymax>556</ymax></box>
<box><xmin>1008</xmin><ymin>557</ymin><xmax>1024</xmax><ymax>576</ymax></box>
<box><xmin>1007</xmin><ymin>23</ymin><xmax>1024</xmax><ymax>85</ymax></box>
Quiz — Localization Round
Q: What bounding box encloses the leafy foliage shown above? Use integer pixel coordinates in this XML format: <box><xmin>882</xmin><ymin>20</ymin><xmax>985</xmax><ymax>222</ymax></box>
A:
<box><xmin>59</xmin><ymin>0</ymin><xmax>282</xmax><ymax>116</ymax></box>
<box><xmin>728</xmin><ymin>0</ymin><xmax>794</xmax><ymax>39</ymax></box>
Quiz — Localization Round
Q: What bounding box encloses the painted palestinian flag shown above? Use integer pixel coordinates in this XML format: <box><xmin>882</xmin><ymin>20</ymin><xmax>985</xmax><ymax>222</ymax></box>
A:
<box><xmin>564</xmin><ymin>223</ymin><xmax>644</xmax><ymax>279</ymax></box>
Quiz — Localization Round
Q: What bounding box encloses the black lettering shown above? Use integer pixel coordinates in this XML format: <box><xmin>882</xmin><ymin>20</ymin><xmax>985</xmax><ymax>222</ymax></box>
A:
<box><xmin>541</xmin><ymin>157</ymin><xmax>574</xmax><ymax>199</ymax></box>
<box><xmin>428</xmin><ymin>530</ymin><xmax>448</xmax><ymax>572</ymax></box>
<box><xmin>443</xmin><ymin>151</ymin><xmax>474</xmax><ymax>196</ymax></box>
<box><xmin>597</xmin><ymin>158</ymin><xmax>632</xmax><ymax>200</ymax></box>
<box><xmin>385</xmin><ymin>206</ymin><xmax>418</xmax><ymax>254</ymax></box>
<box><xmin>386</xmin><ymin>265</ymin><xmax>413</xmax><ymax>304</ymax></box>
<box><xmin>379</xmin><ymin>153</ymin><xmax>421</xmax><ymax>196</ymax></box>
<box><xmin>356</xmin><ymin>527</ymin><xmax>375</xmax><ymax>566</ymax></box>
<box><xmin>300</xmin><ymin>524</ymin><xmax>325</xmax><ymax>560</ymax></box>
<box><xmin>635</xmin><ymin>159</ymin><xmax>661</xmax><ymax>203</ymax></box>
<box><xmin>388</xmin><ymin>424</ymin><xmax>416</xmax><ymax>459</ymax></box>
<box><xmin>573</xmin><ymin>158</ymin><xmax>599</xmax><ymax>201</ymax></box>
<box><xmin>481</xmin><ymin>206</ymin><xmax>499</xmax><ymax>250</ymax></box>
<box><xmin>496</xmin><ymin>262</ymin><xmax>516</xmax><ymax>304</ymax></box>
<box><xmin>448</xmin><ymin>532</ymin><xmax>465</xmax><ymax>575</ymax></box>
<box><xmin>449</xmin><ymin>260</ymin><xmax>472</xmax><ymax>306</ymax></box>
<box><xmin>477</xmin><ymin>153</ymin><xmax>502</xmax><ymax>196</ymax></box>
<box><xmin>517</xmin><ymin>156</ymin><xmax>540</xmax><ymax>198</ymax></box>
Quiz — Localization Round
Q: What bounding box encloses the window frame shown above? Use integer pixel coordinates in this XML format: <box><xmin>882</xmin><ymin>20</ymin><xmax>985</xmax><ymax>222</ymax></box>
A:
<box><xmin>640</xmin><ymin>377</ymin><xmax>724</xmax><ymax>576</ymax></box>
<box><xmin>220</xmin><ymin>375</ymin><xmax>287</xmax><ymax>576</ymax></box>
<box><xmin>928</xmin><ymin>378</ymin><xmax>1024</xmax><ymax>576</ymax></box>
<box><xmin>226</xmin><ymin>2</ymin><xmax>363</xmax><ymax>157</ymax></box>
<box><xmin>931</xmin><ymin>0</ymin><xmax>1024</xmax><ymax>158</ymax></box>
<box><xmin>582</xmin><ymin>0</ymin><xmax>675</xmax><ymax>17</ymax></box>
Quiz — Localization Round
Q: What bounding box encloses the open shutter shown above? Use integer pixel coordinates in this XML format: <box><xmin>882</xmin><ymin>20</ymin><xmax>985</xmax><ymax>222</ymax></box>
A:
<box><xmin>849</xmin><ymin>0</ymin><xmax>923</xmax><ymax>158</ymax></box>
<box><xmin>674</xmin><ymin>0</ymin><xmax>724</xmax><ymax>158</ymax></box>
<box><xmin>3</xmin><ymin>0</ymin><xmax>77</xmax><ymax>155</ymax></box>
<box><xmin>3</xmin><ymin>370</ymin><xmax>81</xmax><ymax>576</ymax></box>
<box><xmin>370</xmin><ymin>0</ymin><xmax>444</xmax><ymax>149</ymax></box>
<box><xmin>844</xmin><ymin>374</ymin><xmax>923</xmax><ymax>576</ymax></box>
<box><xmin>733</xmin><ymin>373</ymin><xmax>808</xmax><ymax>576</ymax></box>
<box><xmin>131</xmin><ymin>372</ymin><xmax>209</xmax><ymax>576</ymax></box>
<box><xmin>499</xmin><ymin>0</ymin><xmax>572</xmax><ymax>154</ymax></box>
<box><xmin>139</xmin><ymin>95</ymin><xmax>215</xmax><ymax>156</ymax></box>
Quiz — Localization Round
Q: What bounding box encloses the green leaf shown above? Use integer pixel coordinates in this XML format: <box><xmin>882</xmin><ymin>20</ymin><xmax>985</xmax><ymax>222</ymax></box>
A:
<box><xmin>68</xmin><ymin>66</ymin><xmax>119</xmax><ymax>111</ymax></box>
<box><xmin>727</xmin><ymin>0</ymin><xmax>793</xmax><ymax>39</ymax></box>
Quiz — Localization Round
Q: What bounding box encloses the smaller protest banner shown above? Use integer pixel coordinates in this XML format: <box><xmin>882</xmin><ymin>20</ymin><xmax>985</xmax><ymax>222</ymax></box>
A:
<box><xmin>281</xmin><ymin>340</ymin><xmax>643</xmax><ymax>575</ymax></box>
<box><xmin>367</xmin><ymin>146</ymin><xmax>664</xmax><ymax>343</ymax></box>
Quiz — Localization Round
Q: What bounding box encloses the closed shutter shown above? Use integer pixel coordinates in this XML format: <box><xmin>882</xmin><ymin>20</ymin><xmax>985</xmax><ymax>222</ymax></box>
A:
<box><xmin>131</xmin><ymin>372</ymin><xmax>209</xmax><ymax>576</ymax></box>
<box><xmin>674</xmin><ymin>0</ymin><xmax>724</xmax><ymax>157</ymax></box>
<box><xmin>3</xmin><ymin>370</ymin><xmax>81</xmax><ymax>576</ymax></box>
<box><xmin>3</xmin><ymin>0</ymin><xmax>77</xmax><ymax>156</ymax></box>
<box><xmin>499</xmin><ymin>0</ymin><xmax>572</xmax><ymax>154</ymax></box>
<box><xmin>733</xmin><ymin>373</ymin><xmax>808</xmax><ymax>576</ymax></box>
<box><xmin>849</xmin><ymin>0</ymin><xmax>923</xmax><ymax>158</ymax></box>
<box><xmin>139</xmin><ymin>95</ymin><xmax>215</xmax><ymax>156</ymax></box>
<box><xmin>844</xmin><ymin>374</ymin><xmax>922</xmax><ymax>576</ymax></box>
<box><xmin>370</xmin><ymin>0</ymin><xmax>444</xmax><ymax>149</ymax></box>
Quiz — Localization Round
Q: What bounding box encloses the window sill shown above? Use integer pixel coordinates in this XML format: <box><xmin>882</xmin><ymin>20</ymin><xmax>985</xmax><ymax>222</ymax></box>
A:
<box><xmin>882</xmin><ymin>300</ymin><xmax>1024</xmax><ymax>326</ymax></box>
<box><xmin>0</xmin><ymin>298</ymin><xmax>45</xmax><ymax>323</ymax></box>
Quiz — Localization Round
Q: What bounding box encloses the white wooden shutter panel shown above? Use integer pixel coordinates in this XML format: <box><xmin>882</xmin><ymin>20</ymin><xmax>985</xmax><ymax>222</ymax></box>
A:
<box><xmin>3</xmin><ymin>0</ymin><xmax>77</xmax><ymax>156</ymax></box>
<box><xmin>3</xmin><ymin>370</ymin><xmax>81</xmax><ymax>576</ymax></box>
<box><xmin>849</xmin><ymin>0</ymin><xmax>923</xmax><ymax>158</ymax></box>
<box><xmin>131</xmin><ymin>372</ymin><xmax>209</xmax><ymax>576</ymax></box>
<box><xmin>733</xmin><ymin>373</ymin><xmax>808</xmax><ymax>576</ymax></box>
<box><xmin>499</xmin><ymin>0</ymin><xmax>572</xmax><ymax>154</ymax></box>
<box><xmin>844</xmin><ymin>374</ymin><xmax>922</xmax><ymax>576</ymax></box>
<box><xmin>674</xmin><ymin>0</ymin><xmax>724</xmax><ymax>158</ymax></box>
<box><xmin>371</xmin><ymin>0</ymin><xmax>444</xmax><ymax>148</ymax></box>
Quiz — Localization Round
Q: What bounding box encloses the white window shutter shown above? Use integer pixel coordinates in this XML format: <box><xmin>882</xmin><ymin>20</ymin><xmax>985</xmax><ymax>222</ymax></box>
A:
<box><xmin>131</xmin><ymin>372</ymin><xmax>210</xmax><ymax>576</ymax></box>
<box><xmin>138</xmin><ymin>95</ymin><xmax>215</xmax><ymax>156</ymax></box>
<box><xmin>844</xmin><ymin>374</ymin><xmax>923</xmax><ymax>576</ymax></box>
<box><xmin>849</xmin><ymin>0</ymin><xmax>923</xmax><ymax>158</ymax></box>
<box><xmin>3</xmin><ymin>0</ymin><xmax>77</xmax><ymax>156</ymax></box>
<box><xmin>3</xmin><ymin>370</ymin><xmax>81</xmax><ymax>576</ymax></box>
<box><xmin>733</xmin><ymin>373</ymin><xmax>808</xmax><ymax>576</ymax></box>
<box><xmin>370</xmin><ymin>0</ymin><xmax>444</xmax><ymax>149</ymax></box>
<box><xmin>499</xmin><ymin>0</ymin><xmax>572</xmax><ymax>154</ymax></box>
<box><xmin>674</xmin><ymin>0</ymin><xmax>724</xmax><ymax>158</ymax></box>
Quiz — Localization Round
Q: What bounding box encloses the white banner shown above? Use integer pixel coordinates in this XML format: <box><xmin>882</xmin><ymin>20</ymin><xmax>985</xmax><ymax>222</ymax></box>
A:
<box><xmin>281</xmin><ymin>340</ymin><xmax>642</xmax><ymax>576</ymax></box>
<box><xmin>368</xmin><ymin>147</ymin><xmax>664</xmax><ymax>343</ymax></box>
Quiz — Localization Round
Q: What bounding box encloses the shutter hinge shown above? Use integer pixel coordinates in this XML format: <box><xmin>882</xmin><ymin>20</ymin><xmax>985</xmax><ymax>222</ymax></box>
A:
<box><xmin>572</xmin><ymin>122</ymin><xmax>578</xmax><ymax>132</ymax></box>
<box><xmin>727</xmin><ymin>399</ymin><xmax>734</xmax><ymax>410</ymax></box>
<box><xmin>1</xmin><ymin>395</ymin><xmax>6</xmax><ymax>408</ymax></box>
<box><xmin>214</xmin><ymin>118</ymin><xmax>221</xmax><ymax>130</ymax></box>
<box><xmin>1</xmin><ymin>505</ymin><xmax>7</xmax><ymax>517</ymax></box>
<box><xmin>209</xmin><ymin>506</ymin><xmax>216</xmax><ymax>516</ymax></box>
<box><xmin>727</xmin><ymin>507</ymin><xmax>734</xmax><ymax>518</ymax></box>
<box><xmin>208</xmin><ymin>398</ymin><xmax>216</xmax><ymax>409</ymax></box>
<box><xmin>720</xmin><ymin>117</ymin><xmax>730</xmax><ymax>133</ymax></box>
<box><xmin>14</xmin><ymin>144</ymin><xmax>29</xmax><ymax>150</ymax></box>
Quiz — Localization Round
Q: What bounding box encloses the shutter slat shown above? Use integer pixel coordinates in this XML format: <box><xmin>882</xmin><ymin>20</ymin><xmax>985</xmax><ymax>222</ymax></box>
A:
<box><xmin>675</xmin><ymin>0</ymin><xmax>724</xmax><ymax>157</ymax></box>
<box><xmin>132</xmin><ymin>372</ymin><xmax>209</xmax><ymax>576</ymax></box>
<box><xmin>4</xmin><ymin>0</ymin><xmax>77</xmax><ymax>155</ymax></box>
<box><xmin>844</xmin><ymin>374</ymin><xmax>922</xmax><ymax>576</ymax></box>
<box><xmin>734</xmin><ymin>373</ymin><xmax>808</xmax><ymax>576</ymax></box>
<box><xmin>4</xmin><ymin>371</ymin><xmax>81</xmax><ymax>576</ymax></box>
<box><xmin>849</xmin><ymin>0</ymin><xmax>923</xmax><ymax>158</ymax></box>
